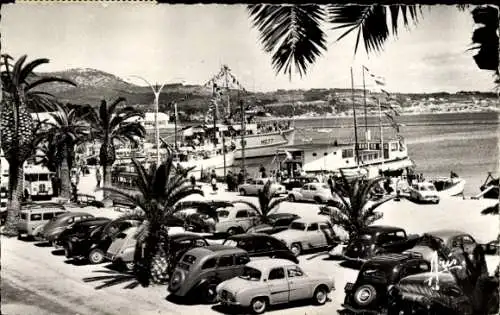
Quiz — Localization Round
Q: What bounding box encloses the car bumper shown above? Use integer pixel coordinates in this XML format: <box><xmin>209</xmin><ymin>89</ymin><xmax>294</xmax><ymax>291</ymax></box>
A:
<box><xmin>341</xmin><ymin>304</ymin><xmax>380</xmax><ymax>314</ymax></box>
<box><xmin>217</xmin><ymin>296</ymin><xmax>241</xmax><ymax>306</ymax></box>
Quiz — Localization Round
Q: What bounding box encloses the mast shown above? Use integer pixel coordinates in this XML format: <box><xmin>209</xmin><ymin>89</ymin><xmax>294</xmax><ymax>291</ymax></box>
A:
<box><xmin>362</xmin><ymin>66</ymin><xmax>368</xmax><ymax>140</ymax></box>
<box><xmin>378</xmin><ymin>97</ymin><xmax>384</xmax><ymax>165</ymax></box>
<box><xmin>212</xmin><ymin>85</ymin><xmax>217</xmax><ymax>149</ymax></box>
<box><xmin>350</xmin><ymin>67</ymin><xmax>359</xmax><ymax>166</ymax></box>
<box><xmin>239</xmin><ymin>95</ymin><xmax>246</xmax><ymax>177</ymax></box>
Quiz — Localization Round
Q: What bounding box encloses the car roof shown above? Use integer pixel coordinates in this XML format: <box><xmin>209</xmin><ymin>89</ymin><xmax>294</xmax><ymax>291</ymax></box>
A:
<box><xmin>228</xmin><ymin>233</ymin><xmax>275</xmax><ymax>240</ymax></box>
<box><xmin>361</xmin><ymin>225</ymin><xmax>405</xmax><ymax>233</ymax></box>
<box><xmin>367</xmin><ymin>253</ymin><xmax>419</xmax><ymax>266</ymax></box>
<box><xmin>268</xmin><ymin>213</ymin><xmax>298</xmax><ymax>219</ymax></box>
<box><xmin>73</xmin><ymin>218</ymin><xmax>111</xmax><ymax>226</ymax></box>
<box><xmin>293</xmin><ymin>217</ymin><xmax>329</xmax><ymax>224</ymax></box>
<box><xmin>170</xmin><ymin>233</ymin><xmax>205</xmax><ymax>241</ymax></box>
<box><xmin>246</xmin><ymin>258</ymin><xmax>296</xmax><ymax>271</ymax></box>
<box><xmin>424</xmin><ymin>230</ymin><xmax>468</xmax><ymax>240</ymax></box>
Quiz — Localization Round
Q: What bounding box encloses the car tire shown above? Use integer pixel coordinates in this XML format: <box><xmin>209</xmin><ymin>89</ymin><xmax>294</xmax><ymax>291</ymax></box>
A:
<box><xmin>200</xmin><ymin>281</ymin><xmax>218</xmax><ymax>304</ymax></box>
<box><xmin>125</xmin><ymin>261</ymin><xmax>135</xmax><ymax>271</ymax></box>
<box><xmin>314</xmin><ymin>197</ymin><xmax>323</xmax><ymax>204</ymax></box>
<box><xmin>288</xmin><ymin>195</ymin><xmax>295</xmax><ymax>202</ymax></box>
<box><xmin>88</xmin><ymin>248</ymin><xmax>105</xmax><ymax>264</ymax></box>
<box><xmin>313</xmin><ymin>285</ymin><xmax>329</xmax><ymax>305</ymax></box>
<box><xmin>64</xmin><ymin>241</ymin><xmax>73</xmax><ymax>258</ymax></box>
<box><xmin>240</xmin><ymin>189</ymin><xmax>246</xmax><ymax>196</ymax></box>
<box><xmin>227</xmin><ymin>227</ymin><xmax>239</xmax><ymax>236</ymax></box>
<box><xmin>354</xmin><ymin>284</ymin><xmax>377</xmax><ymax>307</ymax></box>
<box><xmin>250</xmin><ymin>297</ymin><xmax>268</xmax><ymax>314</ymax></box>
<box><xmin>290</xmin><ymin>243</ymin><xmax>302</xmax><ymax>256</ymax></box>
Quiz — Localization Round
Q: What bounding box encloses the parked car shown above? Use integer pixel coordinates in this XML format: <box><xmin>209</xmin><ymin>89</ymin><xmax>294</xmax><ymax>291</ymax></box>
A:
<box><xmin>281</xmin><ymin>176</ymin><xmax>318</xmax><ymax>191</ymax></box>
<box><xmin>216</xmin><ymin>258</ymin><xmax>335</xmax><ymax>314</ymax></box>
<box><xmin>214</xmin><ymin>204</ymin><xmax>260</xmax><ymax>235</ymax></box>
<box><xmin>41</xmin><ymin>212</ymin><xmax>95</xmax><ymax>244</ymax></box>
<box><xmin>338</xmin><ymin>225</ymin><xmax>419</xmax><ymax>262</ymax></box>
<box><xmin>342</xmin><ymin>253</ymin><xmax>431</xmax><ymax>314</ymax></box>
<box><xmin>62</xmin><ymin>219</ymin><xmax>140</xmax><ymax>264</ymax></box>
<box><xmin>174</xmin><ymin>200</ymin><xmax>234</xmax><ymax>233</ymax></box>
<box><xmin>287</xmin><ymin>183</ymin><xmax>333</xmax><ymax>204</ymax></box>
<box><xmin>222</xmin><ymin>233</ymin><xmax>299</xmax><ymax>264</ymax></box>
<box><xmin>168</xmin><ymin>245</ymin><xmax>250</xmax><ymax>303</ymax></box>
<box><xmin>408</xmin><ymin>182</ymin><xmax>440</xmax><ymax>204</ymax></box>
<box><xmin>246</xmin><ymin>213</ymin><xmax>300</xmax><ymax>235</ymax></box>
<box><xmin>273</xmin><ymin>217</ymin><xmax>339</xmax><ymax>256</ymax></box>
<box><xmin>238</xmin><ymin>178</ymin><xmax>286</xmax><ymax>196</ymax></box>
<box><xmin>387</xmin><ymin>271</ymin><xmax>499</xmax><ymax>315</ymax></box>
<box><xmin>485</xmin><ymin>239</ymin><xmax>499</xmax><ymax>255</ymax></box>
<box><xmin>106</xmin><ymin>226</ymin><xmax>191</xmax><ymax>270</ymax></box>
<box><xmin>16</xmin><ymin>203</ymin><xmax>67</xmax><ymax>240</ymax></box>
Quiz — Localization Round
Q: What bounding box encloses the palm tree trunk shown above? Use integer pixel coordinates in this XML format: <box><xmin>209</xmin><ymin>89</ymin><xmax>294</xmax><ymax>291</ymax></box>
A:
<box><xmin>3</xmin><ymin>161</ymin><xmax>23</xmax><ymax>235</ymax></box>
<box><xmin>59</xmin><ymin>144</ymin><xmax>71</xmax><ymax>200</ymax></box>
<box><xmin>103</xmin><ymin>165</ymin><xmax>112</xmax><ymax>198</ymax></box>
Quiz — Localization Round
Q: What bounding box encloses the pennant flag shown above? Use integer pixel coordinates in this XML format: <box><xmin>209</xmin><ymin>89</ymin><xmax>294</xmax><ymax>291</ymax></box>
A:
<box><xmin>380</xmin><ymin>89</ymin><xmax>391</xmax><ymax>98</ymax></box>
<box><xmin>363</xmin><ymin>66</ymin><xmax>386</xmax><ymax>87</ymax></box>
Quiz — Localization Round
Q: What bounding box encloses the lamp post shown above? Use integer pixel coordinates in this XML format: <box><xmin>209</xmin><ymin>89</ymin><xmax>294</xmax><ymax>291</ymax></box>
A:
<box><xmin>129</xmin><ymin>75</ymin><xmax>166</xmax><ymax>167</ymax></box>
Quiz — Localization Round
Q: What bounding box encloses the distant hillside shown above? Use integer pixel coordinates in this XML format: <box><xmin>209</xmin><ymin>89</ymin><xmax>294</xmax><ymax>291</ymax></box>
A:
<box><xmin>33</xmin><ymin>68</ymin><xmax>499</xmax><ymax>119</ymax></box>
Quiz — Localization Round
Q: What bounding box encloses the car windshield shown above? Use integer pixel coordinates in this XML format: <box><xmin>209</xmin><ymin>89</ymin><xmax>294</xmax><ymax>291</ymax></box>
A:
<box><xmin>217</xmin><ymin>210</ymin><xmax>230</xmax><ymax>218</ymax></box>
<box><xmin>289</xmin><ymin>222</ymin><xmax>306</xmax><ymax>231</ymax></box>
<box><xmin>239</xmin><ymin>266</ymin><xmax>261</xmax><ymax>281</ymax></box>
<box><xmin>420</xmin><ymin>185</ymin><xmax>436</xmax><ymax>191</ymax></box>
<box><xmin>223</xmin><ymin>239</ymin><xmax>238</xmax><ymax>247</ymax></box>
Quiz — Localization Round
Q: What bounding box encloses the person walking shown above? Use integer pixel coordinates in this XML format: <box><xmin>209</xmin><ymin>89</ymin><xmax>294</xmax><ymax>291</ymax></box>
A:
<box><xmin>95</xmin><ymin>167</ymin><xmax>101</xmax><ymax>188</ymax></box>
<box><xmin>211</xmin><ymin>176</ymin><xmax>218</xmax><ymax>194</ymax></box>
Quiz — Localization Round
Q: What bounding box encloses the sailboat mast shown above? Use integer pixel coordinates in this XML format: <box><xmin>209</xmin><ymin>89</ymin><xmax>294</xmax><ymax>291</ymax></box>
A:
<box><xmin>378</xmin><ymin>97</ymin><xmax>384</xmax><ymax>165</ymax></box>
<box><xmin>362</xmin><ymin>66</ymin><xmax>368</xmax><ymax>139</ymax></box>
<box><xmin>350</xmin><ymin>67</ymin><xmax>359</xmax><ymax>165</ymax></box>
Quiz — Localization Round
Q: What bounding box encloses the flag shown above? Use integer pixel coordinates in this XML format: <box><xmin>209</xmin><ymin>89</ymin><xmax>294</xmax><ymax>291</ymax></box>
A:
<box><xmin>363</xmin><ymin>65</ymin><xmax>386</xmax><ymax>87</ymax></box>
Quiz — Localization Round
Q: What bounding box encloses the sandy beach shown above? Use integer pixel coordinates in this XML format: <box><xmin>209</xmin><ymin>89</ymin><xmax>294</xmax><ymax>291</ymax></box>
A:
<box><xmin>1</xmin><ymin>170</ymin><xmax>498</xmax><ymax>315</ymax></box>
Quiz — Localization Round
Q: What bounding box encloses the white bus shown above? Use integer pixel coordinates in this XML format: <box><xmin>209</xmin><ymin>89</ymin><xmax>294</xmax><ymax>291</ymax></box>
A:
<box><xmin>23</xmin><ymin>165</ymin><xmax>54</xmax><ymax>200</ymax></box>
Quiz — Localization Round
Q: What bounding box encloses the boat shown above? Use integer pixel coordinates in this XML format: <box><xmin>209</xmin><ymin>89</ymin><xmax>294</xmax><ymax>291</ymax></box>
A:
<box><xmin>478</xmin><ymin>173</ymin><xmax>499</xmax><ymax>199</ymax></box>
<box><xmin>427</xmin><ymin>175</ymin><xmax>466</xmax><ymax>197</ymax></box>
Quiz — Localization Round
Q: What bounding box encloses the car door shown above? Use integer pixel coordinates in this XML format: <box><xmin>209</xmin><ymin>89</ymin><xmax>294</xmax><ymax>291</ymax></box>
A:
<box><xmin>266</xmin><ymin>267</ymin><xmax>289</xmax><ymax>304</ymax></box>
<box><xmin>215</xmin><ymin>254</ymin><xmax>237</xmax><ymax>281</ymax></box>
<box><xmin>234</xmin><ymin>210</ymin><xmax>249</xmax><ymax>231</ymax></box>
<box><xmin>319</xmin><ymin>222</ymin><xmax>335</xmax><ymax>247</ymax></box>
<box><xmin>255</xmin><ymin>179</ymin><xmax>265</xmax><ymax>195</ymax></box>
<box><xmin>309</xmin><ymin>185</ymin><xmax>318</xmax><ymax>200</ymax></box>
<box><xmin>286</xmin><ymin>265</ymin><xmax>311</xmax><ymax>301</ymax></box>
<box><xmin>300</xmin><ymin>185</ymin><xmax>310</xmax><ymax>200</ymax></box>
<box><xmin>305</xmin><ymin>223</ymin><xmax>323</xmax><ymax>247</ymax></box>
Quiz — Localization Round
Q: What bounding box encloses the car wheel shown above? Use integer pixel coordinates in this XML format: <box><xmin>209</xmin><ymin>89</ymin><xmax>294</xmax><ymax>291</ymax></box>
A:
<box><xmin>227</xmin><ymin>227</ymin><xmax>239</xmax><ymax>236</ymax></box>
<box><xmin>314</xmin><ymin>197</ymin><xmax>323</xmax><ymax>204</ymax></box>
<box><xmin>250</xmin><ymin>297</ymin><xmax>268</xmax><ymax>314</ymax></box>
<box><xmin>201</xmin><ymin>282</ymin><xmax>218</xmax><ymax>304</ymax></box>
<box><xmin>354</xmin><ymin>284</ymin><xmax>377</xmax><ymax>307</ymax></box>
<box><xmin>240</xmin><ymin>189</ymin><xmax>246</xmax><ymax>196</ymax></box>
<box><xmin>88</xmin><ymin>248</ymin><xmax>105</xmax><ymax>264</ymax></box>
<box><xmin>125</xmin><ymin>261</ymin><xmax>135</xmax><ymax>271</ymax></box>
<box><xmin>313</xmin><ymin>285</ymin><xmax>328</xmax><ymax>305</ymax></box>
<box><xmin>290</xmin><ymin>243</ymin><xmax>302</xmax><ymax>256</ymax></box>
<box><xmin>64</xmin><ymin>242</ymin><xmax>73</xmax><ymax>258</ymax></box>
<box><xmin>288</xmin><ymin>195</ymin><xmax>295</xmax><ymax>202</ymax></box>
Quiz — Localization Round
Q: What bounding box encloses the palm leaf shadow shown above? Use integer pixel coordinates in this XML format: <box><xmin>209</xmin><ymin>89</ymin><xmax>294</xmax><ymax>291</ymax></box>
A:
<box><xmin>83</xmin><ymin>269</ymin><xmax>140</xmax><ymax>290</ymax></box>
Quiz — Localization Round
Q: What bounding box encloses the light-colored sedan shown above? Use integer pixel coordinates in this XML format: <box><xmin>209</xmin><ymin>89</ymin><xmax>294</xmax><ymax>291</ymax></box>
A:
<box><xmin>216</xmin><ymin>258</ymin><xmax>335</xmax><ymax>314</ymax></box>
<box><xmin>408</xmin><ymin>182</ymin><xmax>440</xmax><ymax>204</ymax></box>
<box><xmin>273</xmin><ymin>217</ymin><xmax>337</xmax><ymax>256</ymax></box>
<box><xmin>238</xmin><ymin>178</ymin><xmax>286</xmax><ymax>196</ymax></box>
<box><xmin>214</xmin><ymin>204</ymin><xmax>261</xmax><ymax>235</ymax></box>
<box><xmin>287</xmin><ymin>183</ymin><xmax>333</xmax><ymax>204</ymax></box>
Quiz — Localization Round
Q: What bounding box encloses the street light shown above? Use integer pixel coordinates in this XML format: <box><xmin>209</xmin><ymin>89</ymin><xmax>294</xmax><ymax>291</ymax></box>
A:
<box><xmin>129</xmin><ymin>75</ymin><xmax>166</xmax><ymax>167</ymax></box>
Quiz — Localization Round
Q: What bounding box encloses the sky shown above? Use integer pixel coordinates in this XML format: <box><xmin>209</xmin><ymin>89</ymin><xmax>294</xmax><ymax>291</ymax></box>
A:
<box><xmin>2</xmin><ymin>4</ymin><xmax>497</xmax><ymax>93</ymax></box>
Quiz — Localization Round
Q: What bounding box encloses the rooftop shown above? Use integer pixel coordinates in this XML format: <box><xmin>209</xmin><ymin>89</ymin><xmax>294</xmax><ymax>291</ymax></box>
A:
<box><xmin>247</xmin><ymin>258</ymin><xmax>296</xmax><ymax>270</ymax></box>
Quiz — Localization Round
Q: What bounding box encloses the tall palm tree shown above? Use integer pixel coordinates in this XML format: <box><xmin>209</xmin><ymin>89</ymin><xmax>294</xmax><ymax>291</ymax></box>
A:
<box><xmin>319</xmin><ymin>170</ymin><xmax>393</xmax><ymax>239</ymax></box>
<box><xmin>247</xmin><ymin>5</ymin><xmax>498</xmax><ymax>81</ymax></box>
<box><xmin>233</xmin><ymin>180</ymin><xmax>287</xmax><ymax>233</ymax></box>
<box><xmin>44</xmin><ymin>103</ymin><xmax>93</xmax><ymax>199</ymax></box>
<box><xmin>0</xmin><ymin>54</ymin><xmax>75</xmax><ymax>235</ymax></box>
<box><xmin>98</xmin><ymin>151</ymin><xmax>206</xmax><ymax>286</ymax></box>
<box><xmin>86</xmin><ymin>98</ymin><xmax>145</xmax><ymax>201</ymax></box>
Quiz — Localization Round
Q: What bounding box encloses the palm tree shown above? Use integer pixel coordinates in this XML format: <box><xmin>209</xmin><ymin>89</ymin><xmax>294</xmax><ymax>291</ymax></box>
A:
<box><xmin>247</xmin><ymin>5</ymin><xmax>499</xmax><ymax>81</ymax></box>
<box><xmin>43</xmin><ymin>103</ymin><xmax>93</xmax><ymax>199</ymax></box>
<box><xmin>319</xmin><ymin>170</ymin><xmax>393</xmax><ymax>239</ymax></box>
<box><xmin>233</xmin><ymin>180</ymin><xmax>287</xmax><ymax>233</ymax></box>
<box><xmin>86</xmin><ymin>98</ymin><xmax>145</xmax><ymax>202</ymax></box>
<box><xmin>0</xmin><ymin>54</ymin><xmax>75</xmax><ymax>235</ymax></box>
<box><xmin>98</xmin><ymin>151</ymin><xmax>206</xmax><ymax>286</ymax></box>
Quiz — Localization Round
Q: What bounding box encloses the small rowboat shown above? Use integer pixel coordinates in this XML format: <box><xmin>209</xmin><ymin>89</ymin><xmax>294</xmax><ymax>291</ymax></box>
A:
<box><xmin>428</xmin><ymin>176</ymin><xmax>466</xmax><ymax>197</ymax></box>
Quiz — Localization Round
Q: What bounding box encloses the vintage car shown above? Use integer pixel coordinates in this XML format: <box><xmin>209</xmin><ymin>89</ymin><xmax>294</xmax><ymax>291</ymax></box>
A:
<box><xmin>106</xmin><ymin>225</ymin><xmax>189</xmax><ymax>270</ymax></box>
<box><xmin>408</xmin><ymin>182</ymin><xmax>440</xmax><ymax>204</ymax></box>
<box><xmin>62</xmin><ymin>219</ymin><xmax>140</xmax><ymax>264</ymax></box>
<box><xmin>216</xmin><ymin>258</ymin><xmax>335</xmax><ymax>314</ymax></box>
<box><xmin>246</xmin><ymin>213</ymin><xmax>300</xmax><ymax>235</ymax></box>
<box><xmin>214</xmin><ymin>204</ymin><xmax>260</xmax><ymax>235</ymax></box>
<box><xmin>41</xmin><ymin>212</ymin><xmax>95</xmax><ymax>244</ymax></box>
<box><xmin>342</xmin><ymin>253</ymin><xmax>431</xmax><ymax>314</ymax></box>
<box><xmin>281</xmin><ymin>176</ymin><xmax>319</xmax><ymax>191</ymax></box>
<box><xmin>387</xmin><ymin>271</ymin><xmax>499</xmax><ymax>315</ymax></box>
<box><xmin>222</xmin><ymin>233</ymin><xmax>299</xmax><ymax>264</ymax></box>
<box><xmin>168</xmin><ymin>245</ymin><xmax>250</xmax><ymax>303</ymax></box>
<box><xmin>338</xmin><ymin>225</ymin><xmax>419</xmax><ymax>262</ymax></box>
<box><xmin>273</xmin><ymin>217</ymin><xmax>339</xmax><ymax>256</ymax></box>
<box><xmin>16</xmin><ymin>203</ymin><xmax>67</xmax><ymax>239</ymax></box>
<box><xmin>56</xmin><ymin>216</ymin><xmax>111</xmax><ymax>246</ymax></box>
<box><xmin>287</xmin><ymin>183</ymin><xmax>333</xmax><ymax>204</ymax></box>
<box><xmin>238</xmin><ymin>178</ymin><xmax>286</xmax><ymax>196</ymax></box>
<box><xmin>173</xmin><ymin>200</ymin><xmax>234</xmax><ymax>233</ymax></box>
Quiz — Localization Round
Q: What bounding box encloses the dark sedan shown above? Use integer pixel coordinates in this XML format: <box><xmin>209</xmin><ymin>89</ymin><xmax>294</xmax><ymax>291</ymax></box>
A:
<box><xmin>222</xmin><ymin>233</ymin><xmax>299</xmax><ymax>264</ymax></box>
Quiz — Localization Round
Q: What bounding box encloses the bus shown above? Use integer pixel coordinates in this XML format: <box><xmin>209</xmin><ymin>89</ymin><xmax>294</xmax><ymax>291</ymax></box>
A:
<box><xmin>23</xmin><ymin>165</ymin><xmax>55</xmax><ymax>200</ymax></box>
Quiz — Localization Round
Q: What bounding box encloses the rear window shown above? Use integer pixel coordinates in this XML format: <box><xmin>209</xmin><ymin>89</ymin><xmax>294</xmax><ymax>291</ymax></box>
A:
<box><xmin>30</xmin><ymin>213</ymin><xmax>42</xmax><ymax>221</ymax></box>
<box><xmin>182</xmin><ymin>254</ymin><xmax>197</xmax><ymax>265</ymax></box>
<box><xmin>39</xmin><ymin>174</ymin><xmax>49</xmax><ymax>181</ymax></box>
<box><xmin>290</xmin><ymin>222</ymin><xmax>306</xmax><ymax>231</ymax></box>
<box><xmin>217</xmin><ymin>210</ymin><xmax>230</xmax><ymax>218</ymax></box>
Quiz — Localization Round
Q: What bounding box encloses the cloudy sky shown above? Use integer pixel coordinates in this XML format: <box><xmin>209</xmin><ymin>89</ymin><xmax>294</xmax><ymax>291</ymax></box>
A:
<box><xmin>2</xmin><ymin>4</ymin><xmax>496</xmax><ymax>93</ymax></box>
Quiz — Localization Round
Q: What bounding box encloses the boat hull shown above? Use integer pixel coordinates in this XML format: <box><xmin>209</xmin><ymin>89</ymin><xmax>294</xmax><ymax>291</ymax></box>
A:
<box><xmin>178</xmin><ymin>151</ymin><xmax>235</xmax><ymax>180</ymax></box>
<box><xmin>234</xmin><ymin>129</ymin><xmax>295</xmax><ymax>159</ymax></box>
<box><xmin>430</xmin><ymin>178</ymin><xmax>466</xmax><ymax>197</ymax></box>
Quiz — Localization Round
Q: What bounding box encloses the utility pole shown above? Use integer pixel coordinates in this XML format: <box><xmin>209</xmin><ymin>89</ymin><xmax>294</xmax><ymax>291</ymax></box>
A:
<box><xmin>239</xmin><ymin>97</ymin><xmax>246</xmax><ymax>176</ymax></box>
<box><xmin>350</xmin><ymin>67</ymin><xmax>359</xmax><ymax>166</ymax></box>
<box><xmin>362</xmin><ymin>66</ymin><xmax>368</xmax><ymax>141</ymax></box>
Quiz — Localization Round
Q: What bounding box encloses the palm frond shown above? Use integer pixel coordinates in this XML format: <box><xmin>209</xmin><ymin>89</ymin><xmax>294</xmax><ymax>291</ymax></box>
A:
<box><xmin>83</xmin><ymin>270</ymin><xmax>139</xmax><ymax>290</ymax></box>
<box><xmin>267</xmin><ymin>196</ymin><xmax>287</xmax><ymax>213</ymax></box>
<box><xmin>247</xmin><ymin>4</ymin><xmax>327</xmax><ymax>79</ymax></box>
<box><xmin>481</xmin><ymin>203</ymin><xmax>499</xmax><ymax>215</ymax></box>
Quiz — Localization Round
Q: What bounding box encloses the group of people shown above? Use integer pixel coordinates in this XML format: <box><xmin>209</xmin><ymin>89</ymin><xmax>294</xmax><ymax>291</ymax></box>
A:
<box><xmin>225</xmin><ymin>170</ymin><xmax>245</xmax><ymax>192</ymax></box>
